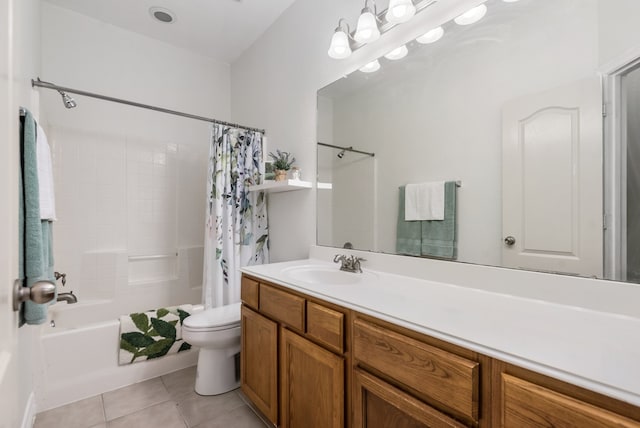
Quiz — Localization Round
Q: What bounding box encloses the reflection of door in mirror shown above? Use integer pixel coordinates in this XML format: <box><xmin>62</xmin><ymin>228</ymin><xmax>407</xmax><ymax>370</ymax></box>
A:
<box><xmin>502</xmin><ymin>78</ymin><xmax>603</xmax><ymax>277</ymax></box>
<box><xmin>623</xmin><ymin>66</ymin><xmax>640</xmax><ymax>282</ymax></box>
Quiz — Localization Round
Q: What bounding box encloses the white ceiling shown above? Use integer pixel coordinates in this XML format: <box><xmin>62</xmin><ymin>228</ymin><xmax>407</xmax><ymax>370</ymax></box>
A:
<box><xmin>43</xmin><ymin>0</ymin><xmax>298</xmax><ymax>64</ymax></box>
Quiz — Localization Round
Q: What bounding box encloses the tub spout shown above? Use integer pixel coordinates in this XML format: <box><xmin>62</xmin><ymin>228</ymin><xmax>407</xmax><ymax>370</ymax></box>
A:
<box><xmin>57</xmin><ymin>291</ymin><xmax>78</xmax><ymax>304</ymax></box>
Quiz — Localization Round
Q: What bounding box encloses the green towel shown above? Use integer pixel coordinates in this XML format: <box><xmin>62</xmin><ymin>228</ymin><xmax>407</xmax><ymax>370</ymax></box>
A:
<box><xmin>421</xmin><ymin>181</ymin><xmax>457</xmax><ymax>259</ymax></box>
<box><xmin>396</xmin><ymin>186</ymin><xmax>422</xmax><ymax>256</ymax></box>
<box><xmin>19</xmin><ymin>110</ymin><xmax>55</xmax><ymax>326</ymax></box>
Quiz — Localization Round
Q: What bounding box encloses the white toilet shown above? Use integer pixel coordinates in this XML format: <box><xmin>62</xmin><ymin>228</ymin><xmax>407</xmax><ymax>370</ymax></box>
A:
<box><xmin>182</xmin><ymin>302</ymin><xmax>242</xmax><ymax>395</ymax></box>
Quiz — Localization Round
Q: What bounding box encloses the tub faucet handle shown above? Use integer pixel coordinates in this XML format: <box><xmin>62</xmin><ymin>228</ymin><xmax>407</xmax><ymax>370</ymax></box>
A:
<box><xmin>55</xmin><ymin>271</ymin><xmax>66</xmax><ymax>286</ymax></box>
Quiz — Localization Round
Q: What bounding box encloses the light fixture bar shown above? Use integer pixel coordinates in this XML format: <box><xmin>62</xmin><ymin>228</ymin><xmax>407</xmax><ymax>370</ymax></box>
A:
<box><xmin>349</xmin><ymin>0</ymin><xmax>439</xmax><ymax>50</ymax></box>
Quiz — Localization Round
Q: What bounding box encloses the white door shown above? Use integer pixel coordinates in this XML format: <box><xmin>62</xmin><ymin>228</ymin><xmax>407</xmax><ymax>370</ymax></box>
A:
<box><xmin>0</xmin><ymin>0</ymin><xmax>21</xmax><ymax>426</ymax></box>
<box><xmin>502</xmin><ymin>78</ymin><xmax>603</xmax><ymax>277</ymax></box>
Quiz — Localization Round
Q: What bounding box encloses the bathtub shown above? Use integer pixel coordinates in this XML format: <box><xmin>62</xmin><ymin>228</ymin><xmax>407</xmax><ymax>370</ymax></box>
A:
<box><xmin>36</xmin><ymin>300</ymin><xmax>203</xmax><ymax>412</ymax></box>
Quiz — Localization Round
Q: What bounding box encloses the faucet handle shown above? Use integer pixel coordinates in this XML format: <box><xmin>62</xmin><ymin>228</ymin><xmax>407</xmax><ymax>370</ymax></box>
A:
<box><xmin>55</xmin><ymin>271</ymin><xmax>67</xmax><ymax>286</ymax></box>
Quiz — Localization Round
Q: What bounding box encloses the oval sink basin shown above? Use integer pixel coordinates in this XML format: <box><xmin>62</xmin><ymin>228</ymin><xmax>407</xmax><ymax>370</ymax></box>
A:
<box><xmin>282</xmin><ymin>265</ymin><xmax>374</xmax><ymax>285</ymax></box>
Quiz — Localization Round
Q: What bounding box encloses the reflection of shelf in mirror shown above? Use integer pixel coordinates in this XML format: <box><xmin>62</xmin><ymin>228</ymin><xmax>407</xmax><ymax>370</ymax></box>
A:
<box><xmin>317</xmin><ymin>182</ymin><xmax>333</xmax><ymax>190</ymax></box>
<box><xmin>249</xmin><ymin>179</ymin><xmax>312</xmax><ymax>193</ymax></box>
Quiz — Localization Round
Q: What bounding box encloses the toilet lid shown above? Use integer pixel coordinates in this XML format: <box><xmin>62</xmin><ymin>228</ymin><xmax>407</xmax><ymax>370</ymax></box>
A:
<box><xmin>183</xmin><ymin>302</ymin><xmax>241</xmax><ymax>330</ymax></box>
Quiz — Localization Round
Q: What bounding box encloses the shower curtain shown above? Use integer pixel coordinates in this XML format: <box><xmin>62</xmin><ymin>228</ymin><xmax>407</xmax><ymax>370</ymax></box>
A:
<box><xmin>202</xmin><ymin>125</ymin><xmax>269</xmax><ymax>308</ymax></box>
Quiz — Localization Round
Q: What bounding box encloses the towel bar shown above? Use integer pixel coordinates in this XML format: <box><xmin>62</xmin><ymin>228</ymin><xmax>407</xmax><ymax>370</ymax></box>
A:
<box><xmin>128</xmin><ymin>253</ymin><xmax>178</xmax><ymax>261</ymax></box>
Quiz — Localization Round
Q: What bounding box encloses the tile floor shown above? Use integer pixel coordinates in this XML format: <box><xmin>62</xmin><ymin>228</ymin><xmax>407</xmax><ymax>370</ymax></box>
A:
<box><xmin>34</xmin><ymin>366</ymin><xmax>269</xmax><ymax>428</ymax></box>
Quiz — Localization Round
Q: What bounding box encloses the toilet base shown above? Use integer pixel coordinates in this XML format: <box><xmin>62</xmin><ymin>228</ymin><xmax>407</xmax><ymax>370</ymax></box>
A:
<box><xmin>194</xmin><ymin>347</ymin><xmax>240</xmax><ymax>395</ymax></box>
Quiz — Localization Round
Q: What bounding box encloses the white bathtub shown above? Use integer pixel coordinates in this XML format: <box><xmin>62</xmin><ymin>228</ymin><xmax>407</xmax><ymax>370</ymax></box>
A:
<box><xmin>36</xmin><ymin>300</ymin><xmax>203</xmax><ymax>411</ymax></box>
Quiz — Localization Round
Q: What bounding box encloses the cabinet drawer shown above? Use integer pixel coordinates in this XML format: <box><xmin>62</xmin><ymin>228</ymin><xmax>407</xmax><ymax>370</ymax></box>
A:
<box><xmin>241</xmin><ymin>276</ymin><xmax>259</xmax><ymax>309</ymax></box>
<box><xmin>502</xmin><ymin>374</ymin><xmax>640</xmax><ymax>428</ymax></box>
<box><xmin>354</xmin><ymin>369</ymin><xmax>466</xmax><ymax>428</ymax></box>
<box><xmin>353</xmin><ymin>319</ymin><xmax>479</xmax><ymax>422</ymax></box>
<box><xmin>260</xmin><ymin>284</ymin><xmax>305</xmax><ymax>331</ymax></box>
<box><xmin>306</xmin><ymin>302</ymin><xmax>344</xmax><ymax>353</ymax></box>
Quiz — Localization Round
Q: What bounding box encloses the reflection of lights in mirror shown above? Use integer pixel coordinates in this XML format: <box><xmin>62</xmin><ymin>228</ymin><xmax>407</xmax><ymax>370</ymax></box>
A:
<box><xmin>384</xmin><ymin>45</ymin><xmax>408</xmax><ymax>60</ymax></box>
<box><xmin>359</xmin><ymin>59</ymin><xmax>381</xmax><ymax>73</ymax></box>
<box><xmin>416</xmin><ymin>26</ymin><xmax>444</xmax><ymax>44</ymax></box>
<box><xmin>454</xmin><ymin>4</ymin><xmax>488</xmax><ymax>25</ymax></box>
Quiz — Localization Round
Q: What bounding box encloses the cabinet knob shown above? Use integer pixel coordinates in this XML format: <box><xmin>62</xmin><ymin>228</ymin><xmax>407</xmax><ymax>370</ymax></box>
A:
<box><xmin>504</xmin><ymin>236</ymin><xmax>516</xmax><ymax>246</ymax></box>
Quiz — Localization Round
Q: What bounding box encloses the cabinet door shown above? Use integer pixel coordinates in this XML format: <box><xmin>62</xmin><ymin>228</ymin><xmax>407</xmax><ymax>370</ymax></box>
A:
<box><xmin>501</xmin><ymin>374</ymin><xmax>640</xmax><ymax>428</ymax></box>
<box><xmin>241</xmin><ymin>306</ymin><xmax>278</xmax><ymax>425</ymax></box>
<box><xmin>281</xmin><ymin>328</ymin><xmax>344</xmax><ymax>428</ymax></box>
<box><xmin>353</xmin><ymin>369</ymin><xmax>466</xmax><ymax>428</ymax></box>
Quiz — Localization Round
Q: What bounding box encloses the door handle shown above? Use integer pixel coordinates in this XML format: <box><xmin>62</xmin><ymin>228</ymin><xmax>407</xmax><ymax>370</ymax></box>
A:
<box><xmin>13</xmin><ymin>279</ymin><xmax>56</xmax><ymax>311</ymax></box>
<box><xmin>504</xmin><ymin>236</ymin><xmax>516</xmax><ymax>246</ymax></box>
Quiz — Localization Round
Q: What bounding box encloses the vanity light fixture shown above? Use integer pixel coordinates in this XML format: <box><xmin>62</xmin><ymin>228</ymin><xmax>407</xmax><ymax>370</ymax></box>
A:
<box><xmin>328</xmin><ymin>19</ymin><xmax>353</xmax><ymax>59</ymax></box>
<box><xmin>454</xmin><ymin>4</ymin><xmax>488</xmax><ymax>25</ymax></box>
<box><xmin>384</xmin><ymin>45</ymin><xmax>408</xmax><ymax>60</ymax></box>
<box><xmin>416</xmin><ymin>26</ymin><xmax>444</xmax><ymax>44</ymax></box>
<box><xmin>354</xmin><ymin>0</ymin><xmax>381</xmax><ymax>44</ymax></box>
<box><xmin>359</xmin><ymin>59</ymin><xmax>381</xmax><ymax>73</ymax></box>
<box><xmin>386</xmin><ymin>0</ymin><xmax>416</xmax><ymax>24</ymax></box>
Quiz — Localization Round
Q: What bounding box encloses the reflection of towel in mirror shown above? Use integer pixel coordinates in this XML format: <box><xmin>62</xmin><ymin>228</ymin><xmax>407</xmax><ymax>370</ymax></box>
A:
<box><xmin>404</xmin><ymin>181</ymin><xmax>445</xmax><ymax>221</ymax></box>
<box><xmin>396</xmin><ymin>182</ymin><xmax>457</xmax><ymax>260</ymax></box>
<box><xmin>421</xmin><ymin>181</ymin><xmax>457</xmax><ymax>259</ymax></box>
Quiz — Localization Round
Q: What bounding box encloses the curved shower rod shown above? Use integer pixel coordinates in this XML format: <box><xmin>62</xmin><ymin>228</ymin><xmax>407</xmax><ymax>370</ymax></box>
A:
<box><xmin>31</xmin><ymin>77</ymin><xmax>266</xmax><ymax>134</ymax></box>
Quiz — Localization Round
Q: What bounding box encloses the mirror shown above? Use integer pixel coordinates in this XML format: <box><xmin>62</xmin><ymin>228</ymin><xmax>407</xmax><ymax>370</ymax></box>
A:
<box><xmin>317</xmin><ymin>0</ymin><xmax>640</xmax><ymax>283</ymax></box>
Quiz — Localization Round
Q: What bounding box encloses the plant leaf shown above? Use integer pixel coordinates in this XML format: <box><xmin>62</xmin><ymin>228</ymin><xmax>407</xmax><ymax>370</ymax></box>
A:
<box><xmin>178</xmin><ymin>342</ymin><xmax>192</xmax><ymax>352</ymax></box>
<box><xmin>150</xmin><ymin>317</ymin><xmax>176</xmax><ymax>339</ymax></box>
<box><xmin>121</xmin><ymin>332</ymin><xmax>155</xmax><ymax>348</ymax></box>
<box><xmin>130</xmin><ymin>313</ymin><xmax>149</xmax><ymax>333</ymax></box>
<box><xmin>156</xmin><ymin>308</ymin><xmax>169</xmax><ymax>318</ymax></box>
<box><xmin>120</xmin><ymin>338</ymin><xmax>139</xmax><ymax>354</ymax></box>
<box><xmin>177</xmin><ymin>309</ymin><xmax>190</xmax><ymax>325</ymax></box>
<box><xmin>143</xmin><ymin>338</ymin><xmax>175</xmax><ymax>359</ymax></box>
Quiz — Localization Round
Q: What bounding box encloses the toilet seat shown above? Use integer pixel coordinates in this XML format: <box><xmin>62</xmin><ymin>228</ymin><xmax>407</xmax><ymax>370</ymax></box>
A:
<box><xmin>183</xmin><ymin>302</ymin><xmax>241</xmax><ymax>332</ymax></box>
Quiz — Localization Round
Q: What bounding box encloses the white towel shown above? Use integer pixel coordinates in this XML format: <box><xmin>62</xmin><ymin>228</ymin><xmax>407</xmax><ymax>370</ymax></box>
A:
<box><xmin>36</xmin><ymin>124</ymin><xmax>57</xmax><ymax>221</ymax></box>
<box><xmin>404</xmin><ymin>181</ymin><xmax>445</xmax><ymax>221</ymax></box>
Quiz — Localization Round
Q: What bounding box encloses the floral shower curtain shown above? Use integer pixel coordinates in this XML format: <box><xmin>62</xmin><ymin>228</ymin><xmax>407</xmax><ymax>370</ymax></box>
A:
<box><xmin>202</xmin><ymin>124</ymin><xmax>269</xmax><ymax>308</ymax></box>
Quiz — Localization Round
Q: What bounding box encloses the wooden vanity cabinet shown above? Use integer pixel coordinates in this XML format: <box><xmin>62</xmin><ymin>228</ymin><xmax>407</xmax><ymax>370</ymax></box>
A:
<box><xmin>241</xmin><ymin>305</ymin><xmax>278</xmax><ymax>425</ymax></box>
<box><xmin>241</xmin><ymin>274</ymin><xmax>640</xmax><ymax>428</ymax></box>
<box><xmin>240</xmin><ymin>275</ymin><xmax>348</xmax><ymax>428</ymax></box>
<box><xmin>493</xmin><ymin>361</ymin><xmax>640</xmax><ymax>428</ymax></box>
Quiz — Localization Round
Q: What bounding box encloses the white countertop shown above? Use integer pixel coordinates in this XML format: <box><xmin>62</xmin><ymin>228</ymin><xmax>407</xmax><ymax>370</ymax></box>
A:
<box><xmin>241</xmin><ymin>255</ymin><xmax>640</xmax><ymax>407</ymax></box>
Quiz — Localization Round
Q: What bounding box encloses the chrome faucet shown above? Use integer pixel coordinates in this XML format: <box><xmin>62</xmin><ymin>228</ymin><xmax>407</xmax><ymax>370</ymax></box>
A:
<box><xmin>333</xmin><ymin>254</ymin><xmax>366</xmax><ymax>273</ymax></box>
<box><xmin>56</xmin><ymin>291</ymin><xmax>77</xmax><ymax>304</ymax></box>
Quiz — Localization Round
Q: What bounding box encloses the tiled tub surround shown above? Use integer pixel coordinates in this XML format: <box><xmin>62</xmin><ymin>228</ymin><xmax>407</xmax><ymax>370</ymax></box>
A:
<box><xmin>241</xmin><ymin>246</ymin><xmax>640</xmax><ymax>407</ymax></box>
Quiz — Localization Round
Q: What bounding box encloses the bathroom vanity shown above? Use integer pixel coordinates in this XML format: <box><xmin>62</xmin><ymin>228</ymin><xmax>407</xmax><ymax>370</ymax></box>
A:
<box><xmin>239</xmin><ymin>253</ymin><xmax>640</xmax><ymax>428</ymax></box>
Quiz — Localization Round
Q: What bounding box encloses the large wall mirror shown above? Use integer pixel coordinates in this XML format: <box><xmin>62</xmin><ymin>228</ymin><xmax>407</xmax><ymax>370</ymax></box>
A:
<box><xmin>317</xmin><ymin>0</ymin><xmax>640</xmax><ymax>283</ymax></box>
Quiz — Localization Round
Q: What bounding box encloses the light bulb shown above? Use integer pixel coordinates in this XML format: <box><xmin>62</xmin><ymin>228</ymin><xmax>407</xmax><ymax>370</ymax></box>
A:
<box><xmin>385</xmin><ymin>0</ymin><xmax>416</xmax><ymax>24</ymax></box>
<box><xmin>454</xmin><ymin>4</ymin><xmax>487</xmax><ymax>25</ymax></box>
<box><xmin>359</xmin><ymin>59</ymin><xmax>381</xmax><ymax>73</ymax></box>
<box><xmin>416</xmin><ymin>26</ymin><xmax>444</xmax><ymax>44</ymax></box>
<box><xmin>354</xmin><ymin>8</ymin><xmax>380</xmax><ymax>43</ymax></box>
<box><xmin>384</xmin><ymin>45</ymin><xmax>408</xmax><ymax>60</ymax></box>
<box><xmin>328</xmin><ymin>28</ymin><xmax>352</xmax><ymax>59</ymax></box>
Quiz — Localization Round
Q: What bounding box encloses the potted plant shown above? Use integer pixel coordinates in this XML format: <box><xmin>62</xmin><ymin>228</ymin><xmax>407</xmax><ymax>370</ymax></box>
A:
<box><xmin>268</xmin><ymin>149</ymin><xmax>296</xmax><ymax>181</ymax></box>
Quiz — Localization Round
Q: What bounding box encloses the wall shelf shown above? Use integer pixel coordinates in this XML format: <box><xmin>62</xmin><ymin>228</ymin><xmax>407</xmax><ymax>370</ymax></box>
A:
<box><xmin>249</xmin><ymin>179</ymin><xmax>312</xmax><ymax>193</ymax></box>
